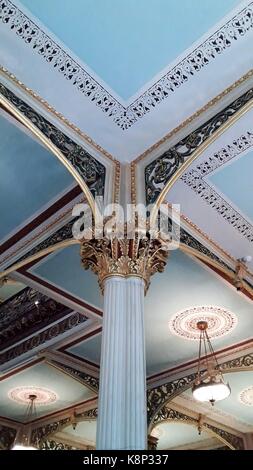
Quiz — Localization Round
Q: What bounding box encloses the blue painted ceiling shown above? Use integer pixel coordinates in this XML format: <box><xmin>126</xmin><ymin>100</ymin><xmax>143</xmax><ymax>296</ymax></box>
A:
<box><xmin>41</xmin><ymin>248</ymin><xmax>253</xmax><ymax>375</ymax></box>
<box><xmin>208</xmin><ymin>149</ymin><xmax>253</xmax><ymax>222</ymax></box>
<box><xmin>32</xmin><ymin>245</ymin><xmax>103</xmax><ymax>309</ymax></box>
<box><xmin>0</xmin><ymin>362</ymin><xmax>95</xmax><ymax>421</ymax></box>
<box><xmin>20</xmin><ymin>0</ymin><xmax>241</xmax><ymax>99</ymax></box>
<box><xmin>156</xmin><ymin>422</ymin><xmax>209</xmax><ymax>449</ymax></box>
<box><xmin>0</xmin><ymin>114</ymin><xmax>73</xmax><ymax>240</ymax></box>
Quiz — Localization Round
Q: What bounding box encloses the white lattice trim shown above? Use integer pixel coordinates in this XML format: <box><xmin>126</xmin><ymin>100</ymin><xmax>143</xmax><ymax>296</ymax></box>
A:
<box><xmin>181</xmin><ymin>132</ymin><xmax>253</xmax><ymax>241</ymax></box>
<box><xmin>0</xmin><ymin>0</ymin><xmax>252</xmax><ymax>129</ymax></box>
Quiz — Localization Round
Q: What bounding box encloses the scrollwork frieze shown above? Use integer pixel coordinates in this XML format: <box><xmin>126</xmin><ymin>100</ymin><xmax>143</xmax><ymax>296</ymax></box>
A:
<box><xmin>0</xmin><ymin>83</ymin><xmax>106</xmax><ymax>195</ymax></box>
<box><xmin>145</xmin><ymin>89</ymin><xmax>253</xmax><ymax>204</ymax></box>
<box><xmin>1</xmin><ymin>0</ymin><xmax>252</xmax><ymax>129</ymax></box>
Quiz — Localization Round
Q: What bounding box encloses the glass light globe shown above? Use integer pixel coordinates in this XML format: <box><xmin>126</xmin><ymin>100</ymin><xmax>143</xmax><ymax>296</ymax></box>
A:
<box><xmin>192</xmin><ymin>378</ymin><xmax>231</xmax><ymax>403</ymax></box>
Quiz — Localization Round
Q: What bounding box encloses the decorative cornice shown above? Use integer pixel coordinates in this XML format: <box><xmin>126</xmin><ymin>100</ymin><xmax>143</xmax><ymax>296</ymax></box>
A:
<box><xmin>75</xmin><ymin>408</ymin><xmax>98</xmax><ymax>421</ymax></box>
<box><xmin>80</xmin><ymin>235</ymin><xmax>169</xmax><ymax>294</ymax></box>
<box><xmin>135</xmin><ymin>70</ymin><xmax>253</xmax><ymax>162</ymax></box>
<box><xmin>1</xmin><ymin>1</ymin><xmax>252</xmax><ymax>129</ymax></box>
<box><xmin>0</xmin><ymin>287</ymin><xmax>72</xmax><ymax>350</ymax></box>
<box><xmin>0</xmin><ymin>66</ymin><xmax>116</xmax><ymax>163</ymax></box>
<box><xmin>145</xmin><ymin>88</ymin><xmax>253</xmax><ymax>204</ymax></box>
<box><xmin>32</xmin><ymin>417</ymin><xmax>71</xmax><ymax>443</ymax></box>
<box><xmin>182</xmin><ymin>132</ymin><xmax>253</xmax><ymax>242</ymax></box>
<box><xmin>0</xmin><ymin>311</ymin><xmax>88</xmax><ymax>365</ymax></box>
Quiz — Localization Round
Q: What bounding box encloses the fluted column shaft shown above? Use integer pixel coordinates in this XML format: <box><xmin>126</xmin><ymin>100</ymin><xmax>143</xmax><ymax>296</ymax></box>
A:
<box><xmin>96</xmin><ymin>276</ymin><xmax>146</xmax><ymax>450</ymax></box>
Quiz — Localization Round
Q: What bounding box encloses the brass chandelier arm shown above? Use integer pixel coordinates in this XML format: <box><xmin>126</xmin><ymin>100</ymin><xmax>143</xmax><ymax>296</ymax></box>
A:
<box><xmin>0</xmin><ymin>94</ymin><xmax>98</xmax><ymax>218</ymax></box>
<box><xmin>150</xmin><ymin>97</ymin><xmax>253</xmax><ymax>227</ymax></box>
<box><xmin>0</xmin><ymin>239</ymin><xmax>80</xmax><ymax>281</ymax></box>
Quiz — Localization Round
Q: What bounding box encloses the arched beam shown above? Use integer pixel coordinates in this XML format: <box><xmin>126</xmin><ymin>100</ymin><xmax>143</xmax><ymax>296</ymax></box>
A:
<box><xmin>151</xmin><ymin>414</ymin><xmax>239</xmax><ymax>450</ymax></box>
<box><xmin>148</xmin><ymin>357</ymin><xmax>253</xmax><ymax>432</ymax></box>
<box><xmin>150</xmin><ymin>97</ymin><xmax>253</xmax><ymax>227</ymax></box>
<box><xmin>0</xmin><ymin>93</ymin><xmax>99</xmax><ymax>218</ymax></box>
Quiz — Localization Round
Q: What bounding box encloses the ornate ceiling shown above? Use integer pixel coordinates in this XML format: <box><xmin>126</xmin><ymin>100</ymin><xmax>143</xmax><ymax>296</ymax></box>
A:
<box><xmin>0</xmin><ymin>0</ymin><xmax>253</xmax><ymax>451</ymax></box>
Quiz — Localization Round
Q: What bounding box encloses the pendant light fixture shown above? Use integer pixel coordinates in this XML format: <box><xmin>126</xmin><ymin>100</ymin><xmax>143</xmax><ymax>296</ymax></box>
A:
<box><xmin>192</xmin><ymin>321</ymin><xmax>231</xmax><ymax>405</ymax></box>
<box><xmin>12</xmin><ymin>394</ymin><xmax>38</xmax><ymax>450</ymax></box>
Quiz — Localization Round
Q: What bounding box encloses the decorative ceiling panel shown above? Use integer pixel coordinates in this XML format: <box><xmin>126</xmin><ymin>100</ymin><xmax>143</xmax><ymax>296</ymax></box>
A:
<box><xmin>1</xmin><ymin>0</ymin><xmax>252</xmax><ymax>159</ymax></box>
<box><xmin>168</xmin><ymin>107</ymin><xmax>253</xmax><ymax>270</ymax></box>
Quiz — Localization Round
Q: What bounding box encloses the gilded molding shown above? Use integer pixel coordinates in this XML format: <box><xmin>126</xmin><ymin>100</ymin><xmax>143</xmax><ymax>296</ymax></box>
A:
<box><xmin>148</xmin><ymin>90</ymin><xmax>253</xmax><ymax>225</ymax></box>
<box><xmin>113</xmin><ymin>161</ymin><xmax>121</xmax><ymax>204</ymax></box>
<box><xmin>0</xmin><ymin>66</ymin><xmax>116</xmax><ymax>163</ymax></box>
<box><xmin>0</xmin><ymin>84</ymin><xmax>107</xmax><ymax>216</ymax></box>
<box><xmin>1</xmin><ymin>1</ymin><xmax>252</xmax><ymax>129</ymax></box>
<box><xmin>130</xmin><ymin>162</ymin><xmax>137</xmax><ymax>205</ymax></box>
<box><xmin>135</xmin><ymin>69</ymin><xmax>253</xmax><ymax>162</ymax></box>
<box><xmin>80</xmin><ymin>235</ymin><xmax>169</xmax><ymax>294</ymax></box>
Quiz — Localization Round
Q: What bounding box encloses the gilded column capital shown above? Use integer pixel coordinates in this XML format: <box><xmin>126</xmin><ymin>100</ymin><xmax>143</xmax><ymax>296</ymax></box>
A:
<box><xmin>80</xmin><ymin>235</ymin><xmax>169</xmax><ymax>294</ymax></box>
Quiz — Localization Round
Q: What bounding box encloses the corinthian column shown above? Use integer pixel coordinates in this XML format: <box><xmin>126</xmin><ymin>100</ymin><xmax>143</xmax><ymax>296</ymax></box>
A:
<box><xmin>81</xmin><ymin>236</ymin><xmax>169</xmax><ymax>450</ymax></box>
<box><xmin>97</xmin><ymin>276</ymin><xmax>146</xmax><ymax>449</ymax></box>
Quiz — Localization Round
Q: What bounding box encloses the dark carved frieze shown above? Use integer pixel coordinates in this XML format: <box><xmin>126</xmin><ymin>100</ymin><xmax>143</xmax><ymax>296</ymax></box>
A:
<box><xmin>0</xmin><ymin>424</ymin><xmax>16</xmax><ymax>450</ymax></box>
<box><xmin>0</xmin><ymin>83</ymin><xmax>106</xmax><ymax>194</ymax></box>
<box><xmin>76</xmin><ymin>408</ymin><xmax>98</xmax><ymax>420</ymax></box>
<box><xmin>204</xmin><ymin>422</ymin><xmax>244</xmax><ymax>450</ymax></box>
<box><xmin>145</xmin><ymin>88</ymin><xmax>253</xmax><ymax>204</ymax></box>
<box><xmin>1</xmin><ymin>1</ymin><xmax>252</xmax><ymax>129</ymax></box>
<box><xmin>220</xmin><ymin>352</ymin><xmax>253</xmax><ymax>371</ymax></box>
<box><xmin>153</xmin><ymin>406</ymin><xmax>244</xmax><ymax>450</ymax></box>
<box><xmin>32</xmin><ymin>418</ymin><xmax>71</xmax><ymax>443</ymax></box>
<box><xmin>0</xmin><ymin>312</ymin><xmax>87</xmax><ymax>365</ymax></box>
<box><xmin>39</xmin><ymin>439</ymin><xmax>78</xmax><ymax>450</ymax></box>
<box><xmin>147</xmin><ymin>373</ymin><xmax>197</xmax><ymax>424</ymax></box>
<box><xmin>148</xmin><ymin>353</ymin><xmax>253</xmax><ymax>428</ymax></box>
<box><xmin>0</xmin><ymin>287</ymin><xmax>72</xmax><ymax>350</ymax></box>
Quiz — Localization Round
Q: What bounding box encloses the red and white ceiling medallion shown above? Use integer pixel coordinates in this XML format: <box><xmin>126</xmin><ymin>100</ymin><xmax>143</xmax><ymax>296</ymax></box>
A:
<box><xmin>8</xmin><ymin>386</ymin><xmax>58</xmax><ymax>405</ymax></box>
<box><xmin>238</xmin><ymin>387</ymin><xmax>253</xmax><ymax>406</ymax></box>
<box><xmin>169</xmin><ymin>306</ymin><xmax>237</xmax><ymax>341</ymax></box>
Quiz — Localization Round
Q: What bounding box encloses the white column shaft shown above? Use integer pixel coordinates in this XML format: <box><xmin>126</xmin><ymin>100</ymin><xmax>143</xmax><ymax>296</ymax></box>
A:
<box><xmin>96</xmin><ymin>276</ymin><xmax>146</xmax><ymax>450</ymax></box>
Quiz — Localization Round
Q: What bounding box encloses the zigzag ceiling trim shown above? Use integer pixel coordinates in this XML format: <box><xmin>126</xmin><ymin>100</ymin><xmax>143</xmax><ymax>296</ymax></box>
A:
<box><xmin>0</xmin><ymin>0</ymin><xmax>252</xmax><ymax>129</ymax></box>
<box><xmin>181</xmin><ymin>131</ymin><xmax>253</xmax><ymax>242</ymax></box>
